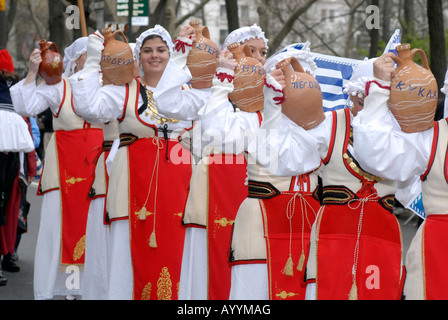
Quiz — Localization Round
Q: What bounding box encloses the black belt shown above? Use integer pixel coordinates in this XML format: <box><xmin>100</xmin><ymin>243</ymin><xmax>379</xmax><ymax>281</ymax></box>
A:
<box><xmin>248</xmin><ymin>180</ymin><xmax>320</xmax><ymax>201</ymax></box>
<box><xmin>247</xmin><ymin>180</ymin><xmax>281</xmax><ymax>199</ymax></box>
<box><xmin>102</xmin><ymin>140</ymin><xmax>114</xmax><ymax>152</ymax></box>
<box><xmin>119</xmin><ymin>133</ymin><xmax>138</xmax><ymax>148</ymax></box>
<box><xmin>322</xmin><ymin>185</ymin><xmax>395</xmax><ymax>212</ymax></box>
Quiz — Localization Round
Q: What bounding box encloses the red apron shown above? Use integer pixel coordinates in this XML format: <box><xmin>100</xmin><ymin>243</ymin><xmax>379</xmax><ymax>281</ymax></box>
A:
<box><xmin>207</xmin><ymin>153</ymin><xmax>248</xmax><ymax>300</ymax></box>
<box><xmin>316</xmin><ymin>198</ymin><xmax>403</xmax><ymax>300</ymax></box>
<box><xmin>128</xmin><ymin>137</ymin><xmax>190</xmax><ymax>300</ymax></box>
<box><xmin>260</xmin><ymin>191</ymin><xmax>319</xmax><ymax>300</ymax></box>
<box><xmin>423</xmin><ymin>215</ymin><xmax>448</xmax><ymax>300</ymax></box>
<box><xmin>55</xmin><ymin>128</ymin><xmax>103</xmax><ymax>266</ymax></box>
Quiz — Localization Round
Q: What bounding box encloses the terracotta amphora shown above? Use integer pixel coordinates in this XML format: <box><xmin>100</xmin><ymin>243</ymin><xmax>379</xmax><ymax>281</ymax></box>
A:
<box><xmin>100</xmin><ymin>28</ymin><xmax>134</xmax><ymax>86</ymax></box>
<box><xmin>38</xmin><ymin>40</ymin><xmax>63</xmax><ymax>85</ymax></box>
<box><xmin>388</xmin><ymin>44</ymin><xmax>438</xmax><ymax>133</ymax></box>
<box><xmin>227</xmin><ymin>42</ymin><xmax>265</xmax><ymax>112</ymax></box>
<box><xmin>186</xmin><ymin>20</ymin><xmax>219</xmax><ymax>89</ymax></box>
<box><xmin>275</xmin><ymin>57</ymin><xmax>324</xmax><ymax>130</ymax></box>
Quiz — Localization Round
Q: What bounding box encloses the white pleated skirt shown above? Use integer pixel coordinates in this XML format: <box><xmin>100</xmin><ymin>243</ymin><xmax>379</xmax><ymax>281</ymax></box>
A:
<box><xmin>229</xmin><ymin>263</ymin><xmax>269</xmax><ymax>300</ymax></box>
<box><xmin>107</xmin><ymin>219</ymin><xmax>133</xmax><ymax>300</ymax></box>
<box><xmin>33</xmin><ymin>190</ymin><xmax>84</xmax><ymax>300</ymax></box>
<box><xmin>82</xmin><ymin>197</ymin><xmax>110</xmax><ymax>300</ymax></box>
<box><xmin>179</xmin><ymin>227</ymin><xmax>208</xmax><ymax>300</ymax></box>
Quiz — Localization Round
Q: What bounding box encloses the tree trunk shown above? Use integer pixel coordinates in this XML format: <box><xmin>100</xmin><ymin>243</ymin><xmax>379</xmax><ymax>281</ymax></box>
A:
<box><xmin>225</xmin><ymin>0</ymin><xmax>239</xmax><ymax>33</ymax></box>
<box><xmin>427</xmin><ymin>0</ymin><xmax>446</xmax><ymax>119</ymax></box>
<box><xmin>402</xmin><ymin>0</ymin><xmax>414</xmax><ymax>43</ymax></box>
<box><xmin>368</xmin><ymin>0</ymin><xmax>380</xmax><ymax>58</ymax></box>
<box><xmin>257</xmin><ymin>0</ymin><xmax>271</xmax><ymax>40</ymax></box>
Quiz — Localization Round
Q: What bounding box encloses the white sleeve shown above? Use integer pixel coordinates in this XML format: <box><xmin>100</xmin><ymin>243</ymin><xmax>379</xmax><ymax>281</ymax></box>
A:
<box><xmin>153</xmin><ymin>60</ymin><xmax>209</xmax><ymax>121</ymax></box>
<box><xmin>247</xmin><ymin>74</ymin><xmax>326</xmax><ymax>177</ymax></box>
<box><xmin>10</xmin><ymin>79</ymin><xmax>64</xmax><ymax>117</ymax></box>
<box><xmin>69</xmin><ymin>73</ymin><xmax>127</xmax><ymax>123</ymax></box>
<box><xmin>352</xmin><ymin>79</ymin><xmax>432</xmax><ymax>182</ymax></box>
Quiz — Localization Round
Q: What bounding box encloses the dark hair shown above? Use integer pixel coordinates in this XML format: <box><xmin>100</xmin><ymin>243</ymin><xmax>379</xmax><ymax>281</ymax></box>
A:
<box><xmin>140</xmin><ymin>35</ymin><xmax>170</xmax><ymax>55</ymax></box>
<box><xmin>1</xmin><ymin>70</ymin><xmax>21</xmax><ymax>82</ymax></box>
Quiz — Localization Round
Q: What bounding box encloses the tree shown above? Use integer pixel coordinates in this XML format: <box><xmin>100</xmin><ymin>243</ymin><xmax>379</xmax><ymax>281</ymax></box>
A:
<box><xmin>0</xmin><ymin>0</ymin><xmax>19</xmax><ymax>49</ymax></box>
<box><xmin>266</xmin><ymin>0</ymin><xmax>319</xmax><ymax>55</ymax></box>
<box><xmin>427</xmin><ymin>0</ymin><xmax>446</xmax><ymax>119</ymax></box>
<box><xmin>225</xmin><ymin>0</ymin><xmax>239</xmax><ymax>33</ymax></box>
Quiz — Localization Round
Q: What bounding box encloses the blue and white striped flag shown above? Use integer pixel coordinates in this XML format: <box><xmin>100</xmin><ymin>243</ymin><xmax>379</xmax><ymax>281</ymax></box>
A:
<box><xmin>267</xmin><ymin>42</ymin><xmax>364</xmax><ymax>112</ymax></box>
<box><xmin>384</xmin><ymin>29</ymin><xmax>401</xmax><ymax>55</ymax></box>
<box><xmin>312</xmin><ymin>53</ymin><xmax>364</xmax><ymax>112</ymax></box>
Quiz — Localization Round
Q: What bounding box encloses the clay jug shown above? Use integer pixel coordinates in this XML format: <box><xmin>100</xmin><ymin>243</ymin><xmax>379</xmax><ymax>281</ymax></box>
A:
<box><xmin>186</xmin><ymin>20</ymin><xmax>219</xmax><ymax>89</ymax></box>
<box><xmin>100</xmin><ymin>28</ymin><xmax>134</xmax><ymax>86</ymax></box>
<box><xmin>227</xmin><ymin>42</ymin><xmax>265</xmax><ymax>112</ymax></box>
<box><xmin>38</xmin><ymin>40</ymin><xmax>63</xmax><ymax>85</ymax></box>
<box><xmin>388</xmin><ymin>44</ymin><xmax>438</xmax><ymax>133</ymax></box>
<box><xmin>275</xmin><ymin>57</ymin><xmax>324</xmax><ymax>130</ymax></box>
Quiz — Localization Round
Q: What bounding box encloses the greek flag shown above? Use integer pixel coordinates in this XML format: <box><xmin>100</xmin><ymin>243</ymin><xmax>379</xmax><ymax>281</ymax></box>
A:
<box><xmin>384</xmin><ymin>29</ymin><xmax>401</xmax><ymax>55</ymax></box>
<box><xmin>312</xmin><ymin>53</ymin><xmax>364</xmax><ymax>112</ymax></box>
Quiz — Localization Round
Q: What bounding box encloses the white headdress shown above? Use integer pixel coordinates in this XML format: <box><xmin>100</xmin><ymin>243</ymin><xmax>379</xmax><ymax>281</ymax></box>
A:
<box><xmin>62</xmin><ymin>37</ymin><xmax>88</xmax><ymax>78</ymax></box>
<box><xmin>133</xmin><ymin>25</ymin><xmax>174</xmax><ymax>59</ymax></box>
<box><xmin>264</xmin><ymin>42</ymin><xmax>317</xmax><ymax>76</ymax></box>
<box><xmin>223</xmin><ymin>24</ymin><xmax>269</xmax><ymax>49</ymax></box>
<box><xmin>343</xmin><ymin>58</ymin><xmax>376</xmax><ymax>98</ymax></box>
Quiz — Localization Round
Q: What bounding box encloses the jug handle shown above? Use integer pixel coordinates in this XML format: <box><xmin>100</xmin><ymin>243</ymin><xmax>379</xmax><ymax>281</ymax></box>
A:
<box><xmin>112</xmin><ymin>30</ymin><xmax>130</xmax><ymax>44</ymax></box>
<box><xmin>410</xmin><ymin>48</ymin><xmax>430</xmax><ymax>70</ymax></box>
<box><xmin>243</xmin><ymin>44</ymin><xmax>253</xmax><ymax>58</ymax></box>
<box><xmin>46</xmin><ymin>41</ymin><xmax>60</xmax><ymax>54</ymax></box>
<box><xmin>391</xmin><ymin>54</ymin><xmax>402</xmax><ymax>66</ymax></box>
<box><xmin>202</xmin><ymin>26</ymin><xmax>210</xmax><ymax>40</ymax></box>
<box><xmin>290</xmin><ymin>57</ymin><xmax>305</xmax><ymax>73</ymax></box>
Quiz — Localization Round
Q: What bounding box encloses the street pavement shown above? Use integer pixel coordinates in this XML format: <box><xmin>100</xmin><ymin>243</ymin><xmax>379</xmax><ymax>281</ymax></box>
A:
<box><xmin>0</xmin><ymin>182</ymin><xmax>421</xmax><ymax>300</ymax></box>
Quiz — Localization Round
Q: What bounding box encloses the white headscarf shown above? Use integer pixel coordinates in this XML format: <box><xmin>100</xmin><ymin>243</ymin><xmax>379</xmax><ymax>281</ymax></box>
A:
<box><xmin>223</xmin><ymin>24</ymin><xmax>269</xmax><ymax>50</ymax></box>
<box><xmin>133</xmin><ymin>25</ymin><xmax>174</xmax><ymax>77</ymax></box>
<box><xmin>62</xmin><ymin>37</ymin><xmax>88</xmax><ymax>78</ymax></box>
<box><xmin>133</xmin><ymin>25</ymin><xmax>174</xmax><ymax>58</ymax></box>
<box><xmin>264</xmin><ymin>42</ymin><xmax>317</xmax><ymax>76</ymax></box>
<box><xmin>343</xmin><ymin>58</ymin><xmax>376</xmax><ymax>98</ymax></box>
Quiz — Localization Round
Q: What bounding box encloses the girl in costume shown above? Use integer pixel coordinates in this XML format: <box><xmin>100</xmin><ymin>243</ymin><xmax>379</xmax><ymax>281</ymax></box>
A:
<box><xmin>351</xmin><ymin>53</ymin><xmax>446</xmax><ymax>300</ymax></box>
<box><xmin>10</xmin><ymin>37</ymin><xmax>104</xmax><ymax>300</ymax></box>
<box><xmin>69</xmin><ymin>25</ymin><xmax>209</xmax><ymax>300</ymax></box>
<box><xmin>255</xmin><ymin>57</ymin><xmax>405</xmax><ymax>300</ymax></box>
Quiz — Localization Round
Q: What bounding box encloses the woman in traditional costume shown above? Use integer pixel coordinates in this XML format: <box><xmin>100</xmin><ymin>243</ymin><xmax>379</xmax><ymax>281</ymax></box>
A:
<box><xmin>69</xmin><ymin>25</ymin><xmax>209</xmax><ymax>300</ymax></box>
<box><xmin>351</xmin><ymin>53</ymin><xmax>447</xmax><ymax>300</ymax></box>
<box><xmin>10</xmin><ymin>37</ymin><xmax>104</xmax><ymax>300</ymax></box>
<box><xmin>256</xmin><ymin>57</ymin><xmax>405</xmax><ymax>300</ymax></box>
<box><xmin>0</xmin><ymin>49</ymin><xmax>35</xmax><ymax>286</ymax></box>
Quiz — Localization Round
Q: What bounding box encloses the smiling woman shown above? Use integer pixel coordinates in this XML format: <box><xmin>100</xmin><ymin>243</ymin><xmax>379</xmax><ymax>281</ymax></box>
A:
<box><xmin>138</xmin><ymin>36</ymin><xmax>171</xmax><ymax>87</ymax></box>
<box><xmin>69</xmin><ymin>24</ymin><xmax>210</xmax><ymax>300</ymax></box>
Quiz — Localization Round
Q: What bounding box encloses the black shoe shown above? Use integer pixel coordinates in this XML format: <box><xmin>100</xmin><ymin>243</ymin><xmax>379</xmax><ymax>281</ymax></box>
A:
<box><xmin>0</xmin><ymin>272</ymin><xmax>7</xmax><ymax>286</ymax></box>
<box><xmin>1</xmin><ymin>255</ymin><xmax>20</xmax><ymax>272</ymax></box>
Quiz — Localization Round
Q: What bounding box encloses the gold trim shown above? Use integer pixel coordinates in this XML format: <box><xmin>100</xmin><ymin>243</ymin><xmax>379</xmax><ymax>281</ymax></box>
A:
<box><xmin>73</xmin><ymin>235</ymin><xmax>86</xmax><ymax>261</ymax></box>
<box><xmin>142</xmin><ymin>85</ymin><xmax>180</xmax><ymax>125</ymax></box>
<box><xmin>157</xmin><ymin>267</ymin><xmax>172</xmax><ymax>300</ymax></box>
<box><xmin>275</xmin><ymin>291</ymin><xmax>299</xmax><ymax>299</ymax></box>
<box><xmin>214</xmin><ymin>217</ymin><xmax>235</xmax><ymax>227</ymax></box>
